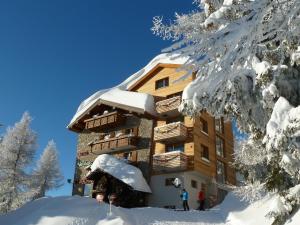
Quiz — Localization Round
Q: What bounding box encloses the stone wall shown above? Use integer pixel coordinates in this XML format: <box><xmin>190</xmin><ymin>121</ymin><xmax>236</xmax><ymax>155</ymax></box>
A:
<box><xmin>72</xmin><ymin>114</ymin><xmax>154</xmax><ymax>196</ymax></box>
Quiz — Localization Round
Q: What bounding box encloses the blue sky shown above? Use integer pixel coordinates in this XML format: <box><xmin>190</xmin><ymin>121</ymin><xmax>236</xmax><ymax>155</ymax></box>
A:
<box><xmin>0</xmin><ymin>0</ymin><xmax>196</xmax><ymax>196</ymax></box>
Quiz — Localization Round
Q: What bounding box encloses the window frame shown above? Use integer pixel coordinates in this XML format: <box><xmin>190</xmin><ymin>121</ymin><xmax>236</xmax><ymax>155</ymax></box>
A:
<box><xmin>166</xmin><ymin>143</ymin><xmax>184</xmax><ymax>153</ymax></box>
<box><xmin>155</xmin><ymin>77</ymin><xmax>169</xmax><ymax>90</ymax></box>
<box><xmin>216</xmin><ymin>160</ymin><xmax>226</xmax><ymax>184</ymax></box>
<box><xmin>191</xmin><ymin>180</ymin><xmax>197</xmax><ymax>189</ymax></box>
<box><xmin>200</xmin><ymin>117</ymin><xmax>209</xmax><ymax>134</ymax></box>
<box><xmin>201</xmin><ymin>144</ymin><xmax>210</xmax><ymax>162</ymax></box>
<box><xmin>216</xmin><ymin>135</ymin><xmax>225</xmax><ymax>158</ymax></box>
<box><xmin>165</xmin><ymin>178</ymin><xmax>175</xmax><ymax>186</ymax></box>
<box><xmin>215</xmin><ymin>118</ymin><xmax>224</xmax><ymax>134</ymax></box>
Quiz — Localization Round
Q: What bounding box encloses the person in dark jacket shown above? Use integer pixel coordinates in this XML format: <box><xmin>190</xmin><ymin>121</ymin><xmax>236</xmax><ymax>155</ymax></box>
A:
<box><xmin>181</xmin><ymin>189</ymin><xmax>189</xmax><ymax>211</ymax></box>
<box><xmin>198</xmin><ymin>188</ymin><xmax>205</xmax><ymax>211</ymax></box>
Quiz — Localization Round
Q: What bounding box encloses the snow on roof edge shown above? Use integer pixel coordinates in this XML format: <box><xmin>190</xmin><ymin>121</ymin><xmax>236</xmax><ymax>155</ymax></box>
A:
<box><xmin>90</xmin><ymin>154</ymin><xmax>152</xmax><ymax>193</ymax></box>
<box><xmin>68</xmin><ymin>53</ymin><xmax>189</xmax><ymax>129</ymax></box>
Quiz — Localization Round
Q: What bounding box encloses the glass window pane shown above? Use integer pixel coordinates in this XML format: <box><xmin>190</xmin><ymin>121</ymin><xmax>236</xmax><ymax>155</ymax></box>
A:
<box><xmin>217</xmin><ymin>161</ymin><xmax>226</xmax><ymax>184</ymax></box>
<box><xmin>216</xmin><ymin>136</ymin><xmax>224</xmax><ymax>157</ymax></box>
<box><xmin>166</xmin><ymin>144</ymin><xmax>184</xmax><ymax>152</ymax></box>
<box><xmin>215</xmin><ymin>118</ymin><xmax>224</xmax><ymax>133</ymax></box>
<box><xmin>201</xmin><ymin>144</ymin><xmax>209</xmax><ymax>160</ymax></box>
<box><xmin>200</xmin><ymin>118</ymin><xmax>208</xmax><ymax>134</ymax></box>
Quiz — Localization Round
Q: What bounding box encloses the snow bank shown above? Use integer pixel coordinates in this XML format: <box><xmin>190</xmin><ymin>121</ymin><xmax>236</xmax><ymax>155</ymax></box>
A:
<box><xmin>1</xmin><ymin>192</ymin><xmax>300</xmax><ymax>225</ymax></box>
<box><xmin>90</xmin><ymin>154</ymin><xmax>151</xmax><ymax>193</ymax></box>
<box><xmin>68</xmin><ymin>53</ymin><xmax>189</xmax><ymax>128</ymax></box>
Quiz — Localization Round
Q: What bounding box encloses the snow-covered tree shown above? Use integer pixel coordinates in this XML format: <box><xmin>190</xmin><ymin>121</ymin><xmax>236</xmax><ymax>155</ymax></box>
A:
<box><xmin>32</xmin><ymin>140</ymin><xmax>63</xmax><ymax>199</ymax></box>
<box><xmin>0</xmin><ymin>112</ymin><xmax>37</xmax><ymax>213</ymax></box>
<box><xmin>152</xmin><ymin>0</ymin><xmax>300</xmax><ymax>223</ymax></box>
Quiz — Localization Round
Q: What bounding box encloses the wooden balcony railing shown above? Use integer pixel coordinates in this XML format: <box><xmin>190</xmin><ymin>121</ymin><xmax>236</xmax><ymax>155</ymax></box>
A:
<box><xmin>154</xmin><ymin>122</ymin><xmax>188</xmax><ymax>143</ymax></box>
<box><xmin>156</xmin><ymin>96</ymin><xmax>181</xmax><ymax>116</ymax></box>
<box><xmin>90</xmin><ymin>135</ymin><xmax>137</xmax><ymax>155</ymax></box>
<box><xmin>152</xmin><ymin>151</ymin><xmax>193</xmax><ymax>174</ymax></box>
<box><xmin>84</xmin><ymin>111</ymin><xmax>125</xmax><ymax>131</ymax></box>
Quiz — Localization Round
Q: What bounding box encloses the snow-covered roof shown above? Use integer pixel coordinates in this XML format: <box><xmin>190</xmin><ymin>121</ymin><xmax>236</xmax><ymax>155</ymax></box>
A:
<box><xmin>68</xmin><ymin>53</ymin><xmax>189</xmax><ymax>130</ymax></box>
<box><xmin>89</xmin><ymin>154</ymin><xmax>152</xmax><ymax>193</ymax></box>
<box><xmin>68</xmin><ymin>88</ymin><xmax>156</xmax><ymax>129</ymax></box>
<box><xmin>119</xmin><ymin>53</ymin><xmax>190</xmax><ymax>90</ymax></box>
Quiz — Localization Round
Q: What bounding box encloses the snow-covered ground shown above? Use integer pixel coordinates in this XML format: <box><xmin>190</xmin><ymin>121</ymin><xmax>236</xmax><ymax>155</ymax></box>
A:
<box><xmin>0</xmin><ymin>192</ymin><xmax>299</xmax><ymax>225</ymax></box>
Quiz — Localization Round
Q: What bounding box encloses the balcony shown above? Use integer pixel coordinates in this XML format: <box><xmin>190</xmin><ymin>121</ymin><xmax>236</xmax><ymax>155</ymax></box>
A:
<box><xmin>84</xmin><ymin>111</ymin><xmax>125</xmax><ymax>131</ymax></box>
<box><xmin>90</xmin><ymin>135</ymin><xmax>137</xmax><ymax>155</ymax></box>
<box><xmin>156</xmin><ymin>96</ymin><xmax>181</xmax><ymax>117</ymax></box>
<box><xmin>152</xmin><ymin>151</ymin><xmax>193</xmax><ymax>174</ymax></box>
<box><xmin>154</xmin><ymin>122</ymin><xmax>188</xmax><ymax>143</ymax></box>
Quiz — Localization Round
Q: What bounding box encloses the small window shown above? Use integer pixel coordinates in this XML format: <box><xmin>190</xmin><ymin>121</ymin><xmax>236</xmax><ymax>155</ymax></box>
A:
<box><xmin>167</xmin><ymin>115</ymin><xmax>184</xmax><ymax>124</ymax></box>
<box><xmin>215</xmin><ymin>118</ymin><xmax>224</xmax><ymax>134</ymax></box>
<box><xmin>166</xmin><ymin>143</ymin><xmax>184</xmax><ymax>152</ymax></box>
<box><xmin>217</xmin><ymin>160</ymin><xmax>226</xmax><ymax>184</ymax></box>
<box><xmin>123</xmin><ymin>152</ymin><xmax>132</xmax><ymax>160</ymax></box>
<box><xmin>155</xmin><ymin>77</ymin><xmax>169</xmax><ymax>89</ymax></box>
<box><xmin>200</xmin><ymin>118</ymin><xmax>208</xmax><ymax>134</ymax></box>
<box><xmin>165</xmin><ymin>178</ymin><xmax>175</xmax><ymax>186</ymax></box>
<box><xmin>167</xmin><ymin>92</ymin><xmax>182</xmax><ymax>98</ymax></box>
<box><xmin>83</xmin><ymin>184</ymin><xmax>93</xmax><ymax>197</ymax></box>
<box><xmin>201</xmin><ymin>145</ymin><xmax>209</xmax><ymax>161</ymax></box>
<box><xmin>216</xmin><ymin>136</ymin><xmax>225</xmax><ymax>158</ymax></box>
<box><xmin>191</xmin><ymin>180</ymin><xmax>197</xmax><ymax>188</ymax></box>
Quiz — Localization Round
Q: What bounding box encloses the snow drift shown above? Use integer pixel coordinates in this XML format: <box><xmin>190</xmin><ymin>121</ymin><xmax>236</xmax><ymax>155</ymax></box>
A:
<box><xmin>1</xmin><ymin>192</ymin><xmax>299</xmax><ymax>225</ymax></box>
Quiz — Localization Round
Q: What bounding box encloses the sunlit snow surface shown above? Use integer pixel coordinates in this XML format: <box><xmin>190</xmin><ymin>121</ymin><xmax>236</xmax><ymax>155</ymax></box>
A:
<box><xmin>1</xmin><ymin>192</ymin><xmax>299</xmax><ymax>225</ymax></box>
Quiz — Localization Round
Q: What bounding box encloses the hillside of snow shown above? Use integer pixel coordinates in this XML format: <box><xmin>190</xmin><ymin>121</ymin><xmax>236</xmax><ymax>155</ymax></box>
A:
<box><xmin>0</xmin><ymin>193</ymin><xmax>299</xmax><ymax>225</ymax></box>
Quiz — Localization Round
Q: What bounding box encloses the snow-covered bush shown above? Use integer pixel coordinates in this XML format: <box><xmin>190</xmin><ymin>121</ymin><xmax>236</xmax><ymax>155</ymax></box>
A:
<box><xmin>152</xmin><ymin>0</ymin><xmax>300</xmax><ymax>222</ymax></box>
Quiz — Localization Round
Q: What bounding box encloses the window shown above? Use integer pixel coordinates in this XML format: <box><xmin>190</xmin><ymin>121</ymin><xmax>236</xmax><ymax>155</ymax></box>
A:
<box><xmin>217</xmin><ymin>160</ymin><xmax>226</xmax><ymax>184</ymax></box>
<box><xmin>216</xmin><ymin>136</ymin><xmax>225</xmax><ymax>158</ymax></box>
<box><xmin>83</xmin><ymin>184</ymin><xmax>93</xmax><ymax>197</ymax></box>
<box><xmin>165</xmin><ymin>178</ymin><xmax>175</xmax><ymax>186</ymax></box>
<box><xmin>191</xmin><ymin>180</ymin><xmax>197</xmax><ymax>189</ymax></box>
<box><xmin>123</xmin><ymin>152</ymin><xmax>132</xmax><ymax>160</ymax></box>
<box><xmin>166</xmin><ymin>143</ymin><xmax>184</xmax><ymax>152</ymax></box>
<box><xmin>215</xmin><ymin>118</ymin><xmax>224</xmax><ymax>134</ymax></box>
<box><xmin>167</xmin><ymin>92</ymin><xmax>182</xmax><ymax>98</ymax></box>
<box><xmin>155</xmin><ymin>77</ymin><xmax>169</xmax><ymax>89</ymax></box>
<box><xmin>200</xmin><ymin>118</ymin><xmax>208</xmax><ymax>134</ymax></box>
<box><xmin>201</xmin><ymin>144</ymin><xmax>209</xmax><ymax>161</ymax></box>
<box><xmin>167</xmin><ymin>115</ymin><xmax>184</xmax><ymax>124</ymax></box>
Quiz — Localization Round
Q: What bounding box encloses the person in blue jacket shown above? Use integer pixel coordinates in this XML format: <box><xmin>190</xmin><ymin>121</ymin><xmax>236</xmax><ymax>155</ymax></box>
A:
<box><xmin>181</xmin><ymin>189</ymin><xmax>190</xmax><ymax>211</ymax></box>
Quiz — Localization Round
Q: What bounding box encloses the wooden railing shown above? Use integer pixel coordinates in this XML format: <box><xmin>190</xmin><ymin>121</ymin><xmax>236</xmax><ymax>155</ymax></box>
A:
<box><xmin>84</xmin><ymin>111</ymin><xmax>125</xmax><ymax>131</ymax></box>
<box><xmin>156</xmin><ymin>96</ymin><xmax>181</xmax><ymax>116</ymax></box>
<box><xmin>152</xmin><ymin>151</ymin><xmax>193</xmax><ymax>174</ymax></box>
<box><xmin>154</xmin><ymin>122</ymin><xmax>188</xmax><ymax>143</ymax></box>
<box><xmin>90</xmin><ymin>135</ymin><xmax>137</xmax><ymax>155</ymax></box>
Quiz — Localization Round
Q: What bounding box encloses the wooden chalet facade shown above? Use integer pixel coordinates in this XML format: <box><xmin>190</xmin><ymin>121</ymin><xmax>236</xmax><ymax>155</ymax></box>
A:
<box><xmin>68</xmin><ymin>55</ymin><xmax>236</xmax><ymax>209</ymax></box>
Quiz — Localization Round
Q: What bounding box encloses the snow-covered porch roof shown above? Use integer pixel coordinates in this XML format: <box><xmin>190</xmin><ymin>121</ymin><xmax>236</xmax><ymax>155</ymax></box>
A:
<box><xmin>87</xmin><ymin>154</ymin><xmax>152</xmax><ymax>193</ymax></box>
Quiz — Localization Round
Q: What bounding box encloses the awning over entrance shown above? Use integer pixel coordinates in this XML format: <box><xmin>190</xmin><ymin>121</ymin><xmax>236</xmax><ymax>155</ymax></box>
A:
<box><xmin>88</xmin><ymin>154</ymin><xmax>152</xmax><ymax>193</ymax></box>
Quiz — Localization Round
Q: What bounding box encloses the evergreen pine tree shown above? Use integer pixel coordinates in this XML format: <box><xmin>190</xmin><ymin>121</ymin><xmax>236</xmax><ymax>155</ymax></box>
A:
<box><xmin>32</xmin><ymin>140</ymin><xmax>63</xmax><ymax>199</ymax></box>
<box><xmin>0</xmin><ymin>112</ymin><xmax>37</xmax><ymax>213</ymax></box>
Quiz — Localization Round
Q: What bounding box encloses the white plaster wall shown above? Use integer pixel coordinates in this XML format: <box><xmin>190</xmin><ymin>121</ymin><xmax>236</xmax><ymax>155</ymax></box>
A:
<box><xmin>148</xmin><ymin>172</ymin><xmax>184</xmax><ymax>209</ymax></box>
<box><xmin>148</xmin><ymin>171</ymin><xmax>208</xmax><ymax>209</ymax></box>
<box><xmin>182</xmin><ymin>171</ymin><xmax>208</xmax><ymax>209</ymax></box>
